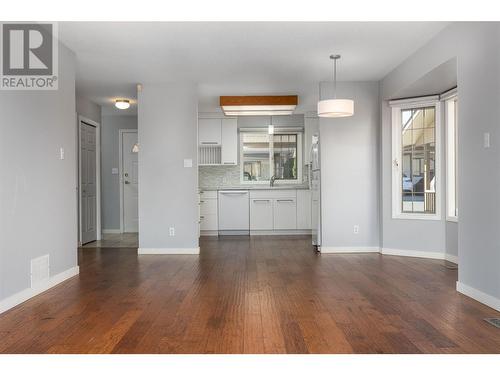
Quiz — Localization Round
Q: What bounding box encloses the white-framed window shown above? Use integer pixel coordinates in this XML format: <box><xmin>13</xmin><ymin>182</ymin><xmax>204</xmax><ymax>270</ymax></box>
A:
<box><xmin>391</xmin><ymin>97</ymin><xmax>441</xmax><ymax>220</ymax></box>
<box><xmin>445</xmin><ymin>93</ymin><xmax>458</xmax><ymax>221</ymax></box>
<box><xmin>240</xmin><ymin>129</ymin><xmax>302</xmax><ymax>184</ymax></box>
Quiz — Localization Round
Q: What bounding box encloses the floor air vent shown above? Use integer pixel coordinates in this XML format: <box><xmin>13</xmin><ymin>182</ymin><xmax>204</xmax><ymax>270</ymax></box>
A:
<box><xmin>31</xmin><ymin>254</ymin><xmax>50</xmax><ymax>288</ymax></box>
<box><xmin>484</xmin><ymin>318</ymin><xmax>500</xmax><ymax>328</ymax></box>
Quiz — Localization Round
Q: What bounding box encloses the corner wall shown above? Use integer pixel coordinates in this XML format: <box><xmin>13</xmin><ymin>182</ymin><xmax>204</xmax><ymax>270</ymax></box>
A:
<box><xmin>380</xmin><ymin>22</ymin><xmax>500</xmax><ymax>310</ymax></box>
<box><xmin>0</xmin><ymin>43</ymin><xmax>78</xmax><ymax>311</ymax></box>
<box><xmin>319</xmin><ymin>81</ymin><xmax>380</xmax><ymax>250</ymax></box>
<box><xmin>138</xmin><ymin>83</ymin><xmax>199</xmax><ymax>253</ymax></box>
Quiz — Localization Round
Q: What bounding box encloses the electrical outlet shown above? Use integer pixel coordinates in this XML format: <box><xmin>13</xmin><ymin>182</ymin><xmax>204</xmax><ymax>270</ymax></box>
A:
<box><xmin>353</xmin><ymin>225</ymin><xmax>359</xmax><ymax>234</ymax></box>
<box><xmin>59</xmin><ymin>147</ymin><xmax>65</xmax><ymax>160</ymax></box>
<box><xmin>169</xmin><ymin>227</ymin><xmax>175</xmax><ymax>236</ymax></box>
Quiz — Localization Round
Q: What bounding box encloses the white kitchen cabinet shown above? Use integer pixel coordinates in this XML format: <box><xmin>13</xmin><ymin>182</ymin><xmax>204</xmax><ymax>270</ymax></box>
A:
<box><xmin>250</xmin><ymin>198</ymin><xmax>273</xmax><ymax>230</ymax></box>
<box><xmin>296</xmin><ymin>189</ymin><xmax>311</xmax><ymax>229</ymax></box>
<box><xmin>200</xmin><ymin>190</ymin><xmax>218</xmax><ymax>232</ymax></box>
<box><xmin>221</xmin><ymin>118</ymin><xmax>238</xmax><ymax>165</ymax></box>
<box><xmin>304</xmin><ymin>116</ymin><xmax>319</xmax><ymax>165</ymax></box>
<box><xmin>273</xmin><ymin>197</ymin><xmax>297</xmax><ymax>230</ymax></box>
<box><xmin>199</xmin><ymin>118</ymin><xmax>221</xmax><ymax>145</ymax></box>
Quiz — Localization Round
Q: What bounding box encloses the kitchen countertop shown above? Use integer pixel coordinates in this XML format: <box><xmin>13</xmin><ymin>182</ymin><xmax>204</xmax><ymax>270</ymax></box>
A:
<box><xmin>200</xmin><ymin>184</ymin><xmax>310</xmax><ymax>191</ymax></box>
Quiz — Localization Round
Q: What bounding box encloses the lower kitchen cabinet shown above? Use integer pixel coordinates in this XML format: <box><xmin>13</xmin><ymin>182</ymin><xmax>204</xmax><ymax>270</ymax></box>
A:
<box><xmin>296</xmin><ymin>189</ymin><xmax>312</xmax><ymax>229</ymax></box>
<box><xmin>200</xmin><ymin>190</ymin><xmax>218</xmax><ymax>232</ymax></box>
<box><xmin>250</xmin><ymin>198</ymin><xmax>273</xmax><ymax>230</ymax></box>
<box><xmin>273</xmin><ymin>198</ymin><xmax>297</xmax><ymax>230</ymax></box>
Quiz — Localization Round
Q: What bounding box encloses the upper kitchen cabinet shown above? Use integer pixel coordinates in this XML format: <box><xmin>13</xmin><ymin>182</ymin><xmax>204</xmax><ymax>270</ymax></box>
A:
<box><xmin>304</xmin><ymin>116</ymin><xmax>319</xmax><ymax>165</ymax></box>
<box><xmin>198</xmin><ymin>117</ymin><xmax>238</xmax><ymax>166</ymax></box>
<box><xmin>221</xmin><ymin>118</ymin><xmax>238</xmax><ymax>165</ymax></box>
<box><xmin>198</xmin><ymin>118</ymin><xmax>222</xmax><ymax>145</ymax></box>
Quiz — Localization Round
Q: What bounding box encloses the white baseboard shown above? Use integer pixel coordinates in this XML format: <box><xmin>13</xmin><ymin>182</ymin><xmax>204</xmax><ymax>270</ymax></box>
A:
<box><xmin>445</xmin><ymin>253</ymin><xmax>459</xmax><ymax>264</ymax></box>
<box><xmin>320</xmin><ymin>246</ymin><xmax>380</xmax><ymax>254</ymax></box>
<box><xmin>102</xmin><ymin>229</ymin><xmax>122</xmax><ymax>234</ymax></box>
<box><xmin>250</xmin><ymin>230</ymin><xmax>312</xmax><ymax>236</ymax></box>
<box><xmin>138</xmin><ymin>247</ymin><xmax>200</xmax><ymax>255</ymax></box>
<box><xmin>381</xmin><ymin>248</ymin><xmax>446</xmax><ymax>260</ymax></box>
<box><xmin>0</xmin><ymin>266</ymin><xmax>80</xmax><ymax>315</ymax></box>
<box><xmin>457</xmin><ymin>281</ymin><xmax>500</xmax><ymax>312</ymax></box>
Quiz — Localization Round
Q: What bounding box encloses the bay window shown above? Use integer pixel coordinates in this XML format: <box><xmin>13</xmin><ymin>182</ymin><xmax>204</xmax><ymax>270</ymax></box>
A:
<box><xmin>391</xmin><ymin>98</ymin><xmax>441</xmax><ymax>220</ymax></box>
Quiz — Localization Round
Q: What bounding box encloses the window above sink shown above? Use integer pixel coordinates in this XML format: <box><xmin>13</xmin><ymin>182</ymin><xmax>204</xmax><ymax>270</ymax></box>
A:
<box><xmin>240</xmin><ymin>129</ymin><xmax>303</xmax><ymax>184</ymax></box>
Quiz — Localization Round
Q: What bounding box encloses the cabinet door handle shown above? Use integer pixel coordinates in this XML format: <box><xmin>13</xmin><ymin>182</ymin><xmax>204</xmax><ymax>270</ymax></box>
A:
<box><xmin>253</xmin><ymin>199</ymin><xmax>270</xmax><ymax>203</ymax></box>
<box><xmin>223</xmin><ymin>162</ymin><xmax>234</xmax><ymax>165</ymax></box>
<box><xmin>277</xmin><ymin>199</ymin><xmax>294</xmax><ymax>203</ymax></box>
<box><xmin>201</xmin><ymin>142</ymin><xmax>218</xmax><ymax>145</ymax></box>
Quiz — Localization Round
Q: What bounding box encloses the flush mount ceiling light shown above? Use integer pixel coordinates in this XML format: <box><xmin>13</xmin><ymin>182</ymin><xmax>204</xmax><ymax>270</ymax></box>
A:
<box><xmin>317</xmin><ymin>55</ymin><xmax>354</xmax><ymax>118</ymax></box>
<box><xmin>220</xmin><ymin>96</ymin><xmax>298</xmax><ymax>116</ymax></box>
<box><xmin>115</xmin><ymin>99</ymin><xmax>130</xmax><ymax>110</ymax></box>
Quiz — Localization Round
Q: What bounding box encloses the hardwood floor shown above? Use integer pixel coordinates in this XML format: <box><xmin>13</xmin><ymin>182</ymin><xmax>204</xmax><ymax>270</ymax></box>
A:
<box><xmin>0</xmin><ymin>235</ymin><xmax>499</xmax><ymax>354</ymax></box>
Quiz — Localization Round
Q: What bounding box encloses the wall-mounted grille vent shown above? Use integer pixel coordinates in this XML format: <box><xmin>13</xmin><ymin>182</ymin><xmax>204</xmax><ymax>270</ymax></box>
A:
<box><xmin>484</xmin><ymin>318</ymin><xmax>500</xmax><ymax>328</ymax></box>
<box><xmin>31</xmin><ymin>254</ymin><xmax>50</xmax><ymax>288</ymax></box>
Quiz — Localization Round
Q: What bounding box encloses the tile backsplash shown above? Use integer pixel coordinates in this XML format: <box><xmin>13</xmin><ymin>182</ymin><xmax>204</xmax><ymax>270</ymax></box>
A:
<box><xmin>199</xmin><ymin>165</ymin><xmax>309</xmax><ymax>188</ymax></box>
<box><xmin>199</xmin><ymin>165</ymin><xmax>241</xmax><ymax>188</ymax></box>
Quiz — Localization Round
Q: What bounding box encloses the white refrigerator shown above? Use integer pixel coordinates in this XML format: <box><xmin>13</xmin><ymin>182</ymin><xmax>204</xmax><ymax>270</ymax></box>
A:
<box><xmin>310</xmin><ymin>135</ymin><xmax>321</xmax><ymax>249</ymax></box>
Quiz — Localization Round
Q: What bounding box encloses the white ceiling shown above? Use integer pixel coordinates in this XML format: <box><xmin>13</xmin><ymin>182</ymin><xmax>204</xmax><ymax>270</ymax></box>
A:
<box><xmin>59</xmin><ymin>22</ymin><xmax>449</xmax><ymax>114</ymax></box>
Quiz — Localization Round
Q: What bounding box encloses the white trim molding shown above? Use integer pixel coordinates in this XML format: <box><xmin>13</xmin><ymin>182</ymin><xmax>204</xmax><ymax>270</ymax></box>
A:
<box><xmin>445</xmin><ymin>253</ymin><xmax>459</xmax><ymax>264</ymax></box>
<box><xmin>381</xmin><ymin>248</ymin><xmax>445</xmax><ymax>260</ymax></box>
<box><xmin>457</xmin><ymin>282</ymin><xmax>500</xmax><ymax>312</ymax></box>
<box><xmin>0</xmin><ymin>266</ymin><xmax>79</xmax><ymax>314</ymax></box>
<box><xmin>320</xmin><ymin>246</ymin><xmax>380</xmax><ymax>254</ymax></box>
<box><xmin>391</xmin><ymin>100</ymin><xmax>442</xmax><ymax>221</ymax></box>
<box><xmin>78</xmin><ymin>115</ymin><xmax>102</xmax><ymax>242</ymax></box>
<box><xmin>138</xmin><ymin>248</ymin><xmax>200</xmax><ymax>255</ymax></box>
<box><xmin>119</xmin><ymin>129</ymin><xmax>139</xmax><ymax>234</ymax></box>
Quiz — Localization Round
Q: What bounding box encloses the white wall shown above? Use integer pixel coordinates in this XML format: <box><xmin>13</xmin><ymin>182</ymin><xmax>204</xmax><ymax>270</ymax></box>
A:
<box><xmin>319</xmin><ymin>81</ymin><xmax>380</xmax><ymax>249</ymax></box>
<box><xmin>380</xmin><ymin>22</ymin><xmax>500</xmax><ymax>309</ymax></box>
<box><xmin>0</xmin><ymin>43</ymin><xmax>78</xmax><ymax>306</ymax></box>
<box><xmin>101</xmin><ymin>115</ymin><xmax>138</xmax><ymax>231</ymax></box>
<box><xmin>138</xmin><ymin>83</ymin><xmax>199</xmax><ymax>252</ymax></box>
<box><xmin>76</xmin><ymin>94</ymin><xmax>101</xmax><ymax>124</ymax></box>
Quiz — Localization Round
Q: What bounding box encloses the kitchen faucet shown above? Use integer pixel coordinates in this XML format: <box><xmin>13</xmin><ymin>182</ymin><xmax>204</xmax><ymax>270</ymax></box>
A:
<box><xmin>270</xmin><ymin>175</ymin><xmax>278</xmax><ymax>187</ymax></box>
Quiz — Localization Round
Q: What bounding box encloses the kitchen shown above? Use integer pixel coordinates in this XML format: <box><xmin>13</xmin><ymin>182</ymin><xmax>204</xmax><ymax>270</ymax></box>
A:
<box><xmin>198</xmin><ymin>96</ymin><xmax>321</xmax><ymax>245</ymax></box>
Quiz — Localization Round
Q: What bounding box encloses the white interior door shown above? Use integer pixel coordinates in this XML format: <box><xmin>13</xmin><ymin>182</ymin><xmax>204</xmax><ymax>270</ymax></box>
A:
<box><xmin>80</xmin><ymin>122</ymin><xmax>97</xmax><ymax>244</ymax></box>
<box><xmin>122</xmin><ymin>131</ymin><xmax>139</xmax><ymax>232</ymax></box>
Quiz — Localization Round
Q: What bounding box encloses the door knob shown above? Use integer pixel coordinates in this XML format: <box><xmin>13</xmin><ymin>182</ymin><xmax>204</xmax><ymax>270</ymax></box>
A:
<box><xmin>125</xmin><ymin>181</ymin><xmax>130</xmax><ymax>184</ymax></box>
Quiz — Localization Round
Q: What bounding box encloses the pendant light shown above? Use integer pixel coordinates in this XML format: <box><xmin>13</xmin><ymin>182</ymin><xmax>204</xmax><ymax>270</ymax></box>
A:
<box><xmin>317</xmin><ymin>55</ymin><xmax>354</xmax><ymax>118</ymax></box>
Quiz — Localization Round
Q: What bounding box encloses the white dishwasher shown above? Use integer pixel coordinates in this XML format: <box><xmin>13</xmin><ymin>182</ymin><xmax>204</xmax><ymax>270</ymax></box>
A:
<box><xmin>218</xmin><ymin>190</ymin><xmax>249</xmax><ymax>235</ymax></box>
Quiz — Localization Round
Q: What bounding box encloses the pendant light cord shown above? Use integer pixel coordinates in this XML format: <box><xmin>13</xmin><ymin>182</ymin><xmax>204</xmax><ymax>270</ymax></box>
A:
<box><xmin>333</xmin><ymin>57</ymin><xmax>337</xmax><ymax>99</ymax></box>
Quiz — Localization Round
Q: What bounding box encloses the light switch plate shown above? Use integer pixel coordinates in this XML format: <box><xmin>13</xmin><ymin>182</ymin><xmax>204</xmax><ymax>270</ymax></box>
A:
<box><xmin>184</xmin><ymin>159</ymin><xmax>193</xmax><ymax>168</ymax></box>
<box><xmin>484</xmin><ymin>132</ymin><xmax>490</xmax><ymax>148</ymax></box>
<box><xmin>59</xmin><ymin>147</ymin><xmax>65</xmax><ymax>160</ymax></box>
<box><xmin>111</xmin><ymin>168</ymin><xmax>119</xmax><ymax>175</ymax></box>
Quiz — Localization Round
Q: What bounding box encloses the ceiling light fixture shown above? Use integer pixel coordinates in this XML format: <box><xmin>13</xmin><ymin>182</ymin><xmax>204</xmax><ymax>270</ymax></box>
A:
<box><xmin>317</xmin><ymin>55</ymin><xmax>354</xmax><ymax>118</ymax></box>
<box><xmin>220</xmin><ymin>96</ymin><xmax>298</xmax><ymax>116</ymax></box>
<box><xmin>115</xmin><ymin>99</ymin><xmax>130</xmax><ymax>110</ymax></box>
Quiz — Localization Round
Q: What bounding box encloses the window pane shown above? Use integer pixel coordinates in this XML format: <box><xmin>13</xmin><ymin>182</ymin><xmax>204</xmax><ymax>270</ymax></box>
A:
<box><xmin>242</xmin><ymin>133</ymin><xmax>270</xmax><ymax>181</ymax></box>
<box><xmin>400</xmin><ymin>106</ymin><xmax>436</xmax><ymax>214</ymax></box>
<box><xmin>273</xmin><ymin>134</ymin><xmax>298</xmax><ymax>180</ymax></box>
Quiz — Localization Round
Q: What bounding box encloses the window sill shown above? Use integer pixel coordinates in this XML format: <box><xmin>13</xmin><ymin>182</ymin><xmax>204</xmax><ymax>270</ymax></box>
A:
<box><xmin>392</xmin><ymin>213</ymin><xmax>442</xmax><ymax>221</ymax></box>
<box><xmin>446</xmin><ymin>216</ymin><xmax>458</xmax><ymax>223</ymax></box>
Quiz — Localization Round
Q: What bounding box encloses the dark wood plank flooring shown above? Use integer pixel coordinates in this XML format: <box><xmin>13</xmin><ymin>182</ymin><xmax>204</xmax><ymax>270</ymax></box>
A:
<box><xmin>1</xmin><ymin>236</ymin><xmax>499</xmax><ymax>353</ymax></box>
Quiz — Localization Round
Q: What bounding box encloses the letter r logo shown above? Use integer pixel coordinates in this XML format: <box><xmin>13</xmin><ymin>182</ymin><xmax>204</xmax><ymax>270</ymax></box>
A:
<box><xmin>2</xmin><ymin>23</ymin><xmax>53</xmax><ymax>75</ymax></box>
